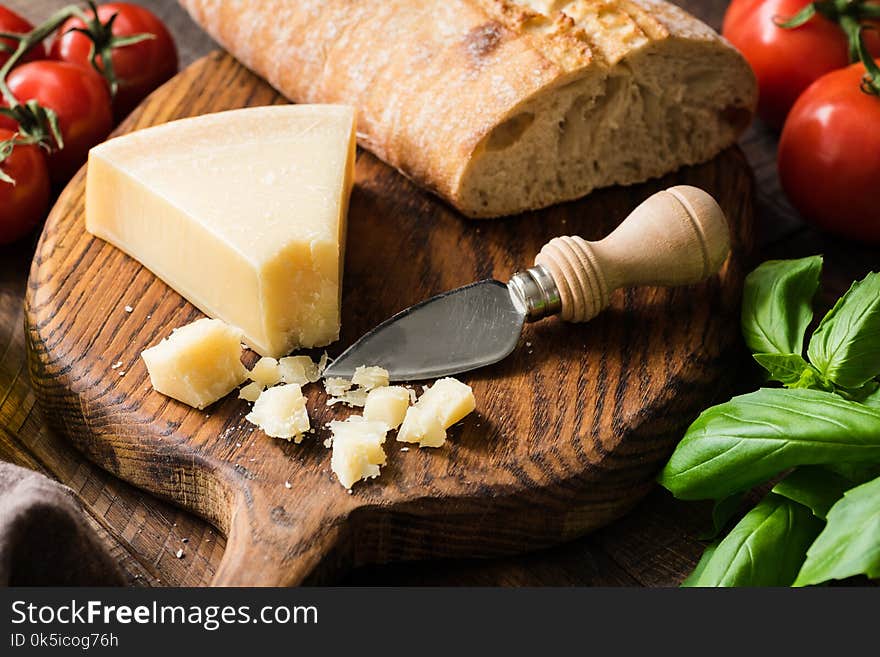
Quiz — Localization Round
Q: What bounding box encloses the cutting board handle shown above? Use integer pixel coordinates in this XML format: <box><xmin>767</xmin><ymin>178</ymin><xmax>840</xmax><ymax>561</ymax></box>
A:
<box><xmin>534</xmin><ymin>186</ymin><xmax>731</xmax><ymax>322</ymax></box>
<box><xmin>211</xmin><ymin>488</ymin><xmax>347</xmax><ymax>586</ymax></box>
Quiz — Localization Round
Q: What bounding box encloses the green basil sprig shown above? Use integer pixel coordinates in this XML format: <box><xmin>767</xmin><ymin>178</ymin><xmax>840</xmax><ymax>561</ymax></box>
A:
<box><xmin>808</xmin><ymin>273</ymin><xmax>880</xmax><ymax>389</ymax></box>
<box><xmin>682</xmin><ymin>493</ymin><xmax>822</xmax><ymax>587</ymax></box>
<box><xmin>795</xmin><ymin>475</ymin><xmax>880</xmax><ymax>586</ymax></box>
<box><xmin>741</xmin><ymin>256</ymin><xmax>822</xmax><ymax>356</ymax></box>
<box><xmin>659</xmin><ymin>388</ymin><xmax>880</xmax><ymax>501</ymax></box>
<box><xmin>662</xmin><ymin>257</ymin><xmax>880</xmax><ymax>586</ymax></box>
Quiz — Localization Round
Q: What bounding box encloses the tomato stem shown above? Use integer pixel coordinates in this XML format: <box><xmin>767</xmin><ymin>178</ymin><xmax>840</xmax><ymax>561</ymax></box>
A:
<box><xmin>60</xmin><ymin>1</ymin><xmax>155</xmax><ymax>97</ymax></box>
<box><xmin>778</xmin><ymin>0</ymin><xmax>880</xmax><ymax>96</ymax></box>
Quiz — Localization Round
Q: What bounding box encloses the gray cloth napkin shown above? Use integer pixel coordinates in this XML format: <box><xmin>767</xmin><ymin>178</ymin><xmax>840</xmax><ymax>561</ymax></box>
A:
<box><xmin>0</xmin><ymin>462</ymin><xmax>124</xmax><ymax>586</ymax></box>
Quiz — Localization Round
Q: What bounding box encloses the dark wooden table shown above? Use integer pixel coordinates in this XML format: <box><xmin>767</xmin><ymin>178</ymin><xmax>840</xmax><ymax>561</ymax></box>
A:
<box><xmin>1</xmin><ymin>0</ymin><xmax>874</xmax><ymax>587</ymax></box>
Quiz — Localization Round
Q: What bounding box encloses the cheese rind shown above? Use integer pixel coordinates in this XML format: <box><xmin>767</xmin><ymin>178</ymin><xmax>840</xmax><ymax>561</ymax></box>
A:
<box><xmin>329</xmin><ymin>418</ymin><xmax>388</xmax><ymax>489</ymax></box>
<box><xmin>86</xmin><ymin>105</ymin><xmax>357</xmax><ymax>358</ymax></box>
<box><xmin>246</xmin><ymin>383</ymin><xmax>310</xmax><ymax>442</ymax></box>
<box><xmin>141</xmin><ymin>318</ymin><xmax>247</xmax><ymax>409</ymax></box>
<box><xmin>363</xmin><ymin>386</ymin><xmax>411</xmax><ymax>429</ymax></box>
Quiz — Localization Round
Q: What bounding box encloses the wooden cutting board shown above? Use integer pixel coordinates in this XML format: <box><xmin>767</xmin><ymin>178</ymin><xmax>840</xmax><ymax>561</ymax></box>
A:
<box><xmin>25</xmin><ymin>52</ymin><xmax>754</xmax><ymax>586</ymax></box>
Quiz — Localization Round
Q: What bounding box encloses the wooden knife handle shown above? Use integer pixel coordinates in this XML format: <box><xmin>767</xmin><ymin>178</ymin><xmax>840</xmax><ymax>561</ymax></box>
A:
<box><xmin>534</xmin><ymin>186</ymin><xmax>731</xmax><ymax>322</ymax></box>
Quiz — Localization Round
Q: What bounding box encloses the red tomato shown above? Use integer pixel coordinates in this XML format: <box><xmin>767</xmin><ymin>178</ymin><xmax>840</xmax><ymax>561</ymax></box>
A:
<box><xmin>0</xmin><ymin>61</ymin><xmax>113</xmax><ymax>184</ymax></box>
<box><xmin>723</xmin><ymin>0</ymin><xmax>880</xmax><ymax>129</ymax></box>
<box><xmin>0</xmin><ymin>128</ymin><xmax>50</xmax><ymax>244</ymax></box>
<box><xmin>0</xmin><ymin>6</ymin><xmax>46</xmax><ymax>68</ymax></box>
<box><xmin>778</xmin><ymin>61</ymin><xmax>880</xmax><ymax>242</ymax></box>
<box><xmin>50</xmin><ymin>3</ymin><xmax>178</xmax><ymax>119</ymax></box>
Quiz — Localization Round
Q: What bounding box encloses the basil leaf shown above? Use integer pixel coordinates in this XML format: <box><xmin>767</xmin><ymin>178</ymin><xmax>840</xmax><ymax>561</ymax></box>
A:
<box><xmin>658</xmin><ymin>388</ymin><xmax>880</xmax><ymax>501</ymax></box>
<box><xmin>807</xmin><ymin>272</ymin><xmax>880</xmax><ymax>388</ymax></box>
<box><xmin>700</xmin><ymin>493</ymin><xmax>746</xmax><ymax>540</ymax></box>
<box><xmin>681</xmin><ymin>543</ymin><xmax>718</xmax><ymax>587</ymax></box>
<box><xmin>741</xmin><ymin>256</ymin><xmax>822</xmax><ymax>356</ymax></box>
<box><xmin>685</xmin><ymin>494</ymin><xmax>822</xmax><ymax>587</ymax></box>
<box><xmin>772</xmin><ymin>466</ymin><xmax>855</xmax><ymax>519</ymax></box>
<box><xmin>753</xmin><ymin>353</ymin><xmax>812</xmax><ymax>386</ymax></box>
<box><xmin>795</xmin><ymin>476</ymin><xmax>880</xmax><ymax>586</ymax></box>
<box><xmin>858</xmin><ymin>382</ymin><xmax>880</xmax><ymax>408</ymax></box>
<box><xmin>828</xmin><ymin>462</ymin><xmax>880</xmax><ymax>482</ymax></box>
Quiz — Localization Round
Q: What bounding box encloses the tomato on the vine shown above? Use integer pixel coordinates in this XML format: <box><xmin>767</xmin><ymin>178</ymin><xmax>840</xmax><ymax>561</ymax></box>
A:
<box><xmin>0</xmin><ymin>6</ymin><xmax>46</xmax><ymax>68</ymax></box>
<box><xmin>0</xmin><ymin>61</ymin><xmax>112</xmax><ymax>184</ymax></box>
<box><xmin>50</xmin><ymin>2</ymin><xmax>178</xmax><ymax>119</ymax></box>
<box><xmin>778</xmin><ymin>61</ymin><xmax>880</xmax><ymax>242</ymax></box>
<box><xmin>723</xmin><ymin>0</ymin><xmax>880</xmax><ymax>128</ymax></box>
<box><xmin>0</xmin><ymin>128</ymin><xmax>50</xmax><ymax>244</ymax></box>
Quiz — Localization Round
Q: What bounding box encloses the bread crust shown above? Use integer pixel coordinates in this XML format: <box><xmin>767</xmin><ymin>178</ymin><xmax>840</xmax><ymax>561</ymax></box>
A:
<box><xmin>179</xmin><ymin>0</ymin><xmax>755</xmax><ymax>216</ymax></box>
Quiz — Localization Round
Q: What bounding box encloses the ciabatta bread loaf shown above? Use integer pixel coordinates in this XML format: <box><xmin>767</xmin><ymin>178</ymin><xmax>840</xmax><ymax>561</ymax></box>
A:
<box><xmin>180</xmin><ymin>0</ymin><xmax>756</xmax><ymax>218</ymax></box>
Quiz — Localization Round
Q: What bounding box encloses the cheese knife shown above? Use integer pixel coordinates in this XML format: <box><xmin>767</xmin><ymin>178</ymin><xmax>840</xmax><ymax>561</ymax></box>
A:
<box><xmin>323</xmin><ymin>186</ymin><xmax>731</xmax><ymax>382</ymax></box>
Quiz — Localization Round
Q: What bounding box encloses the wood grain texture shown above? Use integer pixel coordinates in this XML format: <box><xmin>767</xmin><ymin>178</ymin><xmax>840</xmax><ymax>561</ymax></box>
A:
<box><xmin>0</xmin><ymin>0</ymin><xmax>824</xmax><ymax>588</ymax></box>
<box><xmin>24</xmin><ymin>51</ymin><xmax>753</xmax><ymax>586</ymax></box>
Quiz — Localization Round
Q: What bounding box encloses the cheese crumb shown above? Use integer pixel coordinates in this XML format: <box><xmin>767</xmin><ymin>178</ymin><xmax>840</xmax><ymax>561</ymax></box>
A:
<box><xmin>284</xmin><ymin>481</ymin><xmax>292</xmax><ymax>489</ymax></box>
<box><xmin>141</xmin><ymin>318</ymin><xmax>247</xmax><ymax>409</ymax></box>
<box><xmin>397</xmin><ymin>405</ymin><xmax>447</xmax><ymax>448</ymax></box>
<box><xmin>124</xmin><ymin>305</ymin><xmax>133</xmax><ymax>313</ymax></box>
<box><xmin>329</xmin><ymin>418</ymin><xmax>388</xmax><ymax>489</ymax></box>
<box><xmin>238</xmin><ymin>381</ymin><xmax>264</xmax><ymax>402</ymax></box>
<box><xmin>249</xmin><ymin>357</ymin><xmax>281</xmax><ymax>387</ymax></box>
<box><xmin>416</xmin><ymin>378</ymin><xmax>476</xmax><ymax>428</ymax></box>
<box><xmin>351</xmin><ymin>365</ymin><xmax>390</xmax><ymax>391</ymax></box>
<box><xmin>397</xmin><ymin>377</ymin><xmax>475</xmax><ymax>448</ymax></box>
<box><xmin>245</xmin><ymin>384</ymin><xmax>310</xmax><ymax>443</ymax></box>
<box><xmin>326</xmin><ymin>387</ymin><xmax>368</xmax><ymax>408</ymax></box>
<box><xmin>278</xmin><ymin>355</ymin><xmax>320</xmax><ymax>385</ymax></box>
<box><xmin>363</xmin><ymin>386</ymin><xmax>410</xmax><ymax>429</ymax></box>
<box><xmin>324</xmin><ymin>377</ymin><xmax>352</xmax><ymax>397</ymax></box>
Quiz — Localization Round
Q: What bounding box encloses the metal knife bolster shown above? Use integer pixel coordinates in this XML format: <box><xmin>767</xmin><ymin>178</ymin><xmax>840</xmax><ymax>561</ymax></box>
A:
<box><xmin>508</xmin><ymin>265</ymin><xmax>561</xmax><ymax>322</ymax></box>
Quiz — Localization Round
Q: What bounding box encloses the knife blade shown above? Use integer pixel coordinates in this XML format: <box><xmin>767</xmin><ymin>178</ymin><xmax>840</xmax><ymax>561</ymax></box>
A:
<box><xmin>323</xmin><ymin>186</ymin><xmax>731</xmax><ymax>382</ymax></box>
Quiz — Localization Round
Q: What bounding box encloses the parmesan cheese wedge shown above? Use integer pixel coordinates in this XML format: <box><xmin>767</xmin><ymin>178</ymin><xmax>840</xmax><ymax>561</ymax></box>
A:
<box><xmin>140</xmin><ymin>318</ymin><xmax>247</xmax><ymax>409</ymax></box>
<box><xmin>86</xmin><ymin>105</ymin><xmax>357</xmax><ymax>357</ymax></box>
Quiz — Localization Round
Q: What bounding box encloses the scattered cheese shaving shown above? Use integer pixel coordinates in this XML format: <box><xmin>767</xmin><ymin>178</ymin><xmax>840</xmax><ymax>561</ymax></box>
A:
<box><xmin>324</xmin><ymin>377</ymin><xmax>352</xmax><ymax>397</ymax></box>
<box><xmin>326</xmin><ymin>387</ymin><xmax>368</xmax><ymax>408</ymax></box>
<box><xmin>329</xmin><ymin>418</ymin><xmax>388</xmax><ymax>489</ymax></box>
<box><xmin>363</xmin><ymin>386</ymin><xmax>411</xmax><ymax>429</ymax></box>
<box><xmin>416</xmin><ymin>378</ymin><xmax>476</xmax><ymax>428</ymax></box>
<box><xmin>397</xmin><ymin>377</ymin><xmax>475</xmax><ymax>448</ymax></box>
<box><xmin>278</xmin><ymin>355</ymin><xmax>320</xmax><ymax>385</ymax></box>
<box><xmin>249</xmin><ymin>356</ymin><xmax>281</xmax><ymax>387</ymax></box>
<box><xmin>317</xmin><ymin>352</ymin><xmax>330</xmax><ymax>376</ymax></box>
<box><xmin>245</xmin><ymin>384</ymin><xmax>310</xmax><ymax>443</ymax></box>
<box><xmin>238</xmin><ymin>381</ymin><xmax>264</xmax><ymax>402</ymax></box>
<box><xmin>140</xmin><ymin>318</ymin><xmax>247</xmax><ymax>409</ymax></box>
<box><xmin>351</xmin><ymin>365</ymin><xmax>390</xmax><ymax>391</ymax></box>
<box><xmin>397</xmin><ymin>405</ymin><xmax>447</xmax><ymax>448</ymax></box>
